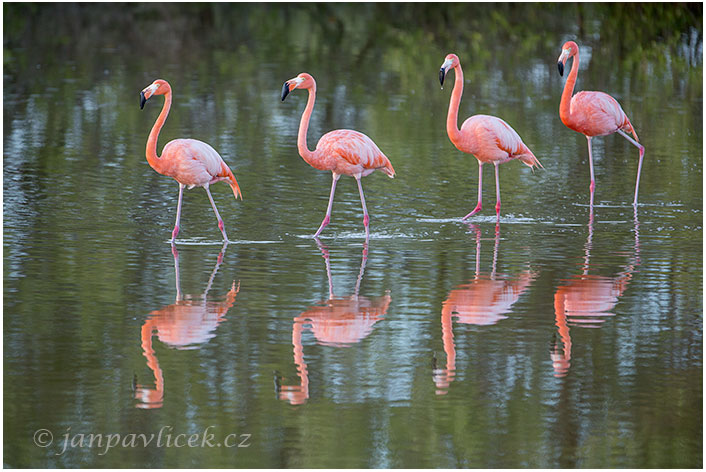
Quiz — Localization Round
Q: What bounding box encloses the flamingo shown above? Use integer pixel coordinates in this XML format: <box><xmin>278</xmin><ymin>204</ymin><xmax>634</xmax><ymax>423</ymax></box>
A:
<box><xmin>280</xmin><ymin>73</ymin><xmax>395</xmax><ymax>239</ymax></box>
<box><xmin>557</xmin><ymin>41</ymin><xmax>645</xmax><ymax>207</ymax></box>
<box><xmin>140</xmin><ymin>79</ymin><xmax>242</xmax><ymax>243</ymax></box>
<box><xmin>439</xmin><ymin>53</ymin><xmax>542</xmax><ymax>220</ymax></box>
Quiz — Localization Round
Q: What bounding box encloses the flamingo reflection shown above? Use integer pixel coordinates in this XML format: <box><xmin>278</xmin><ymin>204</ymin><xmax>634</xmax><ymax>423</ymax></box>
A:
<box><xmin>434</xmin><ymin>223</ymin><xmax>536</xmax><ymax>394</ymax></box>
<box><xmin>135</xmin><ymin>243</ymin><xmax>239</xmax><ymax>409</ymax></box>
<box><xmin>551</xmin><ymin>211</ymin><xmax>640</xmax><ymax>377</ymax></box>
<box><xmin>276</xmin><ymin>240</ymin><xmax>391</xmax><ymax>405</ymax></box>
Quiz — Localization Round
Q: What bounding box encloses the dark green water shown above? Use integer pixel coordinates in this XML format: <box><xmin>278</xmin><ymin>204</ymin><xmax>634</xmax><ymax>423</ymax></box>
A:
<box><xmin>4</xmin><ymin>4</ymin><xmax>702</xmax><ymax>468</ymax></box>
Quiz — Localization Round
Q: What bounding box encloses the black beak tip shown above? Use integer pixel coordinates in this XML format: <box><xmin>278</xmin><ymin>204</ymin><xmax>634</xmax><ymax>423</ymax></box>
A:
<box><xmin>281</xmin><ymin>82</ymin><xmax>290</xmax><ymax>102</ymax></box>
<box><xmin>140</xmin><ymin>91</ymin><xmax>146</xmax><ymax>109</ymax></box>
<box><xmin>557</xmin><ymin>62</ymin><xmax>564</xmax><ymax>77</ymax></box>
<box><xmin>439</xmin><ymin>69</ymin><xmax>446</xmax><ymax>87</ymax></box>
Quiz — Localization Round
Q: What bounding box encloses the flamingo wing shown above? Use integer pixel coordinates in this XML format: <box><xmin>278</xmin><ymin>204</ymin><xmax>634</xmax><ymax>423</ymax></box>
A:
<box><xmin>461</xmin><ymin>115</ymin><xmax>537</xmax><ymax>165</ymax></box>
<box><xmin>570</xmin><ymin>91</ymin><xmax>629</xmax><ymax>136</ymax></box>
<box><xmin>162</xmin><ymin>139</ymin><xmax>226</xmax><ymax>187</ymax></box>
<box><xmin>317</xmin><ymin>130</ymin><xmax>395</xmax><ymax>176</ymax></box>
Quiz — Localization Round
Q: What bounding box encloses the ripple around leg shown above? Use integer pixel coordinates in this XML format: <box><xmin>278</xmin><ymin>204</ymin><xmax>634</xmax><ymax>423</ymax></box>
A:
<box><xmin>169</xmin><ymin>237</ymin><xmax>282</xmax><ymax>245</ymax></box>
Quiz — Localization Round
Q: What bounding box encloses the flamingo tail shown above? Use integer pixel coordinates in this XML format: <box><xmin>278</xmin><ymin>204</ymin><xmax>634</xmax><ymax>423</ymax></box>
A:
<box><xmin>621</xmin><ymin>118</ymin><xmax>640</xmax><ymax>142</ymax></box>
<box><xmin>518</xmin><ymin>145</ymin><xmax>543</xmax><ymax>170</ymax></box>
<box><xmin>381</xmin><ymin>160</ymin><xmax>396</xmax><ymax>178</ymax></box>
<box><xmin>219</xmin><ymin>162</ymin><xmax>243</xmax><ymax>200</ymax></box>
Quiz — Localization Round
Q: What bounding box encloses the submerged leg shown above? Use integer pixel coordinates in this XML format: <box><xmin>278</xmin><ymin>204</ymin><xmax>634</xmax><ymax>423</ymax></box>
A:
<box><xmin>172</xmin><ymin>184</ymin><xmax>185</xmax><ymax>243</ymax></box>
<box><xmin>355</xmin><ymin>175</ymin><xmax>370</xmax><ymax>240</ymax></box>
<box><xmin>462</xmin><ymin>161</ymin><xmax>483</xmax><ymax>220</ymax></box>
<box><xmin>586</xmin><ymin>136</ymin><xmax>595</xmax><ymax>209</ymax></box>
<box><xmin>494</xmin><ymin>162</ymin><xmax>501</xmax><ymax>218</ymax></box>
<box><xmin>616</xmin><ymin>129</ymin><xmax>645</xmax><ymax>206</ymax></box>
<box><xmin>314</xmin><ymin>173</ymin><xmax>340</xmax><ymax>237</ymax></box>
<box><xmin>205</xmin><ymin>185</ymin><xmax>229</xmax><ymax>242</ymax></box>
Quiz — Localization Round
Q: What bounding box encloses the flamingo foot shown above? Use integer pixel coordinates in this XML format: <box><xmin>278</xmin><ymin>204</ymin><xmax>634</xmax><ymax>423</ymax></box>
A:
<box><xmin>462</xmin><ymin>203</ymin><xmax>482</xmax><ymax>220</ymax></box>
<box><xmin>314</xmin><ymin>215</ymin><xmax>330</xmax><ymax>238</ymax></box>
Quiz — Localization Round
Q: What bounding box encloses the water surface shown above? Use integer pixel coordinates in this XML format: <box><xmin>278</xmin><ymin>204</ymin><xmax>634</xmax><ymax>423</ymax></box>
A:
<box><xmin>4</xmin><ymin>4</ymin><xmax>702</xmax><ymax>468</ymax></box>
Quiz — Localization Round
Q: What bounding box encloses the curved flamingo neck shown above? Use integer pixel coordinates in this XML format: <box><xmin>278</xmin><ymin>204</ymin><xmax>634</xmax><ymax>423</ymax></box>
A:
<box><xmin>297</xmin><ymin>86</ymin><xmax>318</xmax><ymax>167</ymax></box>
<box><xmin>560</xmin><ymin>51</ymin><xmax>579</xmax><ymax>126</ymax></box>
<box><xmin>446</xmin><ymin>64</ymin><xmax>464</xmax><ymax>145</ymax></box>
<box><xmin>146</xmin><ymin>90</ymin><xmax>172</xmax><ymax>173</ymax></box>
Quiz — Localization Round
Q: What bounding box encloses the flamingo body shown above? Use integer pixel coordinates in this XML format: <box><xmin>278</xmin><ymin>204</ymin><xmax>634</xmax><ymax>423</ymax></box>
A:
<box><xmin>140</xmin><ymin>79</ymin><xmax>241</xmax><ymax>243</ymax></box>
<box><xmin>563</xmin><ymin>91</ymin><xmax>636</xmax><ymax>139</ymax></box>
<box><xmin>557</xmin><ymin>41</ymin><xmax>644</xmax><ymax>206</ymax></box>
<box><xmin>439</xmin><ymin>54</ymin><xmax>541</xmax><ymax>220</ymax></box>
<box><xmin>314</xmin><ymin>129</ymin><xmax>394</xmax><ymax>177</ymax></box>
<box><xmin>456</xmin><ymin>114</ymin><xmax>538</xmax><ymax>166</ymax></box>
<box><xmin>159</xmin><ymin>139</ymin><xmax>238</xmax><ymax>189</ymax></box>
<box><xmin>281</xmin><ymin>73</ymin><xmax>394</xmax><ymax>238</ymax></box>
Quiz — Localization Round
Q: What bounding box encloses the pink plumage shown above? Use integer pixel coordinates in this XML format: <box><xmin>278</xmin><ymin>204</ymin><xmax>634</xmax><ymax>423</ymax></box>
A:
<box><xmin>440</xmin><ymin>53</ymin><xmax>541</xmax><ymax>220</ymax></box>
<box><xmin>281</xmin><ymin>72</ymin><xmax>395</xmax><ymax>239</ymax></box>
<box><xmin>140</xmin><ymin>79</ymin><xmax>241</xmax><ymax>243</ymax></box>
<box><xmin>557</xmin><ymin>41</ymin><xmax>645</xmax><ymax>207</ymax></box>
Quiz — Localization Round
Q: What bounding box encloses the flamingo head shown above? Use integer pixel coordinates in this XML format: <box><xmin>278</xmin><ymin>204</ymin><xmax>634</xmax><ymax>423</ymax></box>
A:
<box><xmin>140</xmin><ymin>79</ymin><xmax>170</xmax><ymax>109</ymax></box>
<box><xmin>439</xmin><ymin>54</ymin><xmax>460</xmax><ymax>87</ymax></box>
<box><xmin>557</xmin><ymin>41</ymin><xmax>578</xmax><ymax>77</ymax></box>
<box><xmin>281</xmin><ymin>73</ymin><xmax>316</xmax><ymax>101</ymax></box>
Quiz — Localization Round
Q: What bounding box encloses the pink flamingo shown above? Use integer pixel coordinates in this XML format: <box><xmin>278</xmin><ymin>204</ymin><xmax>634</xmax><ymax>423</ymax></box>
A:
<box><xmin>140</xmin><ymin>79</ymin><xmax>242</xmax><ymax>243</ymax></box>
<box><xmin>557</xmin><ymin>41</ymin><xmax>645</xmax><ymax>207</ymax></box>
<box><xmin>439</xmin><ymin>53</ymin><xmax>542</xmax><ymax>219</ymax></box>
<box><xmin>280</xmin><ymin>73</ymin><xmax>395</xmax><ymax>238</ymax></box>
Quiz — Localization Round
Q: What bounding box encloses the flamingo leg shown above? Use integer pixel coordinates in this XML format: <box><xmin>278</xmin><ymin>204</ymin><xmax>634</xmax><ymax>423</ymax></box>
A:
<box><xmin>616</xmin><ymin>129</ymin><xmax>645</xmax><ymax>206</ymax></box>
<box><xmin>355</xmin><ymin>175</ymin><xmax>370</xmax><ymax>239</ymax></box>
<box><xmin>494</xmin><ymin>162</ymin><xmax>501</xmax><ymax>217</ymax></box>
<box><xmin>586</xmin><ymin>136</ymin><xmax>595</xmax><ymax>208</ymax></box>
<box><xmin>204</xmin><ymin>185</ymin><xmax>229</xmax><ymax>242</ymax></box>
<box><xmin>462</xmin><ymin>161</ymin><xmax>483</xmax><ymax>220</ymax></box>
<box><xmin>172</xmin><ymin>184</ymin><xmax>185</xmax><ymax>243</ymax></box>
<box><xmin>315</xmin><ymin>172</ymin><xmax>340</xmax><ymax>237</ymax></box>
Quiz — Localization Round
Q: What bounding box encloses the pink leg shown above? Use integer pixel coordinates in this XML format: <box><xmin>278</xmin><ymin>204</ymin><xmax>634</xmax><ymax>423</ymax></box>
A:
<box><xmin>355</xmin><ymin>176</ymin><xmax>370</xmax><ymax>240</ymax></box>
<box><xmin>494</xmin><ymin>162</ymin><xmax>501</xmax><ymax>217</ymax></box>
<box><xmin>586</xmin><ymin>136</ymin><xmax>595</xmax><ymax>209</ymax></box>
<box><xmin>205</xmin><ymin>185</ymin><xmax>229</xmax><ymax>242</ymax></box>
<box><xmin>462</xmin><ymin>161</ymin><xmax>483</xmax><ymax>220</ymax></box>
<box><xmin>617</xmin><ymin>129</ymin><xmax>645</xmax><ymax>205</ymax></box>
<box><xmin>172</xmin><ymin>184</ymin><xmax>185</xmax><ymax>243</ymax></box>
<box><xmin>314</xmin><ymin>173</ymin><xmax>340</xmax><ymax>237</ymax></box>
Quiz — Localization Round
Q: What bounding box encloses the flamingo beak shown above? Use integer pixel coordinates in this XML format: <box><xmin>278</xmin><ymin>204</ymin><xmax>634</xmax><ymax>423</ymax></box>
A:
<box><xmin>140</xmin><ymin>91</ymin><xmax>147</xmax><ymax>109</ymax></box>
<box><xmin>557</xmin><ymin>49</ymin><xmax>570</xmax><ymax>77</ymax></box>
<box><xmin>439</xmin><ymin>58</ymin><xmax>453</xmax><ymax>87</ymax></box>
<box><xmin>281</xmin><ymin>82</ymin><xmax>290</xmax><ymax>101</ymax></box>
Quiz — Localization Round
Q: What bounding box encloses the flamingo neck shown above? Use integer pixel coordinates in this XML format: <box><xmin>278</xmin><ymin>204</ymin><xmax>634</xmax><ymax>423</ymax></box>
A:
<box><xmin>145</xmin><ymin>91</ymin><xmax>172</xmax><ymax>173</ymax></box>
<box><xmin>446</xmin><ymin>64</ymin><xmax>464</xmax><ymax>145</ymax></box>
<box><xmin>560</xmin><ymin>51</ymin><xmax>579</xmax><ymax>126</ymax></box>
<box><xmin>297</xmin><ymin>86</ymin><xmax>318</xmax><ymax>167</ymax></box>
